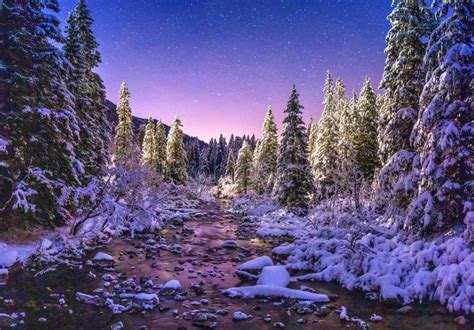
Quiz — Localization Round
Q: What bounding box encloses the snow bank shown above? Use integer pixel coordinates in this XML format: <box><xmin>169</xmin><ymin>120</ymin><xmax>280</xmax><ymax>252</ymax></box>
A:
<box><xmin>235</xmin><ymin>196</ymin><xmax>474</xmax><ymax>314</ymax></box>
<box><xmin>0</xmin><ymin>242</ymin><xmax>40</xmax><ymax>270</ymax></box>
<box><xmin>257</xmin><ymin>266</ymin><xmax>290</xmax><ymax>287</ymax></box>
<box><xmin>224</xmin><ymin>285</ymin><xmax>329</xmax><ymax>302</ymax></box>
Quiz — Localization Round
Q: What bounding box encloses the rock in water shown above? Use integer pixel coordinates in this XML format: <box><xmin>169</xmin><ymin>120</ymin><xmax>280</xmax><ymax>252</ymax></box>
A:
<box><xmin>93</xmin><ymin>252</ymin><xmax>114</xmax><ymax>261</ymax></box>
<box><xmin>222</xmin><ymin>240</ymin><xmax>238</xmax><ymax>249</ymax></box>
<box><xmin>257</xmin><ymin>266</ymin><xmax>290</xmax><ymax>287</ymax></box>
<box><xmin>233</xmin><ymin>311</ymin><xmax>251</xmax><ymax>321</ymax></box>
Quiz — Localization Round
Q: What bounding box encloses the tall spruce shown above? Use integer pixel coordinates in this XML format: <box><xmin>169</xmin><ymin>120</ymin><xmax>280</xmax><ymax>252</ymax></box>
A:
<box><xmin>378</xmin><ymin>0</ymin><xmax>433</xmax><ymax>165</ymax></box>
<box><xmin>406</xmin><ymin>1</ymin><xmax>474</xmax><ymax>236</ymax></box>
<box><xmin>142</xmin><ymin>117</ymin><xmax>156</xmax><ymax>167</ymax></box>
<box><xmin>307</xmin><ymin>118</ymin><xmax>318</xmax><ymax>168</ymax></box>
<box><xmin>273</xmin><ymin>86</ymin><xmax>314</xmax><ymax>211</ymax></box>
<box><xmin>166</xmin><ymin>118</ymin><xmax>187</xmax><ymax>184</ymax></box>
<box><xmin>64</xmin><ymin>0</ymin><xmax>110</xmax><ymax>178</ymax></box>
<box><xmin>235</xmin><ymin>141</ymin><xmax>253</xmax><ymax>194</ymax></box>
<box><xmin>312</xmin><ymin>71</ymin><xmax>339</xmax><ymax>198</ymax></box>
<box><xmin>252</xmin><ymin>106</ymin><xmax>278</xmax><ymax>194</ymax></box>
<box><xmin>353</xmin><ymin>77</ymin><xmax>379</xmax><ymax>180</ymax></box>
<box><xmin>154</xmin><ymin>121</ymin><xmax>167</xmax><ymax>175</ymax></box>
<box><xmin>0</xmin><ymin>0</ymin><xmax>80</xmax><ymax>225</ymax></box>
<box><xmin>112</xmin><ymin>82</ymin><xmax>135</xmax><ymax>168</ymax></box>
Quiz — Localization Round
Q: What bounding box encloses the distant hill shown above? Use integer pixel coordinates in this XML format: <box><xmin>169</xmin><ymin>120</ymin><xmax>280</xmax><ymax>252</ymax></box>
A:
<box><xmin>104</xmin><ymin>100</ymin><xmax>208</xmax><ymax>149</ymax></box>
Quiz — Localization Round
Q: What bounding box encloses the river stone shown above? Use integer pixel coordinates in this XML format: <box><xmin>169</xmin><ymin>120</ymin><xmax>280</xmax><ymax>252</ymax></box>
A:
<box><xmin>314</xmin><ymin>306</ymin><xmax>331</xmax><ymax>317</ymax></box>
<box><xmin>222</xmin><ymin>240</ymin><xmax>239</xmax><ymax>249</ymax></box>
<box><xmin>233</xmin><ymin>311</ymin><xmax>251</xmax><ymax>321</ymax></box>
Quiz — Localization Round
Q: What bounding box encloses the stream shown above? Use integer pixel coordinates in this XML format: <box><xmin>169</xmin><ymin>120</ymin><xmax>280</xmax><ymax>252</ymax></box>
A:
<box><xmin>0</xmin><ymin>200</ymin><xmax>470</xmax><ymax>329</ymax></box>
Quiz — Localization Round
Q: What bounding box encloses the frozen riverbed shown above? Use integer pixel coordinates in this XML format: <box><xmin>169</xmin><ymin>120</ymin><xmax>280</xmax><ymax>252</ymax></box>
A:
<box><xmin>0</xmin><ymin>200</ymin><xmax>470</xmax><ymax>329</ymax></box>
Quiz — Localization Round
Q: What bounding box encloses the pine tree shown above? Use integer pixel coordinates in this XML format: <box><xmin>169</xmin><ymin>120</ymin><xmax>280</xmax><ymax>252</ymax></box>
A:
<box><xmin>274</xmin><ymin>86</ymin><xmax>314</xmax><ymax>212</ymax></box>
<box><xmin>166</xmin><ymin>118</ymin><xmax>187</xmax><ymax>184</ymax></box>
<box><xmin>378</xmin><ymin>0</ymin><xmax>433</xmax><ymax>165</ymax></box>
<box><xmin>113</xmin><ymin>82</ymin><xmax>135</xmax><ymax>168</ymax></box>
<box><xmin>312</xmin><ymin>71</ymin><xmax>339</xmax><ymax>198</ymax></box>
<box><xmin>225</xmin><ymin>134</ymin><xmax>238</xmax><ymax>182</ymax></box>
<box><xmin>186</xmin><ymin>139</ymin><xmax>201</xmax><ymax>177</ymax></box>
<box><xmin>142</xmin><ymin>117</ymin><xmax>156</xmax><ymax>167</ymax></box>
<box><xmin>406</xmin><ymin>1</ymin><xmax>474</xmax><ymax>235</ymax></box>
<box><xmin>235</xmin><ymin>141</ymin><xmax>253</xmax><ymax>194</ymax></box>
<box><xmin>0</xmin><ymin>0</ymin><xmax>80</xmax><ymax>225</ymax></box>
<box><xmin>154</xmin><ymin>121</ymin><xmax>167</xmax><ymax>175</ymax></box>
<box><xmin>215</xmin><ymin>134</ymin><xmax>227</xmax><ymax>179</ymax></box>
<box><xmin>307</xmin><ymin>118</ymin><xmax>318</xmax><ymax>168</ymax></box>
<box><xmin>252</xmin><ymin>106</ymin><xmax>278</xmax><ymax>194</ymax></box>
<box><xmin>64</xmin><ymin>0</ymin><xmax>110</xmax><ymax>179</ymax></box>
<box><xmin>353</xmin><ymin>77</ymin><xmax>379</xmax><ymax>180</ymax></box>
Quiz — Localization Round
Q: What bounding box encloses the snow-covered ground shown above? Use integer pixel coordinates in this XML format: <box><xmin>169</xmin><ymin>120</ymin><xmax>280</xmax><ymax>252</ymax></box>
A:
<box><xmin>230</xmin><ymin>194</ymin><xmax>474</xmax><ymax>314</ymax></box>
<box><xmin>0</xmin><ymin>180</ymin><xmax>213</xmax><ymax>275</ymax></box>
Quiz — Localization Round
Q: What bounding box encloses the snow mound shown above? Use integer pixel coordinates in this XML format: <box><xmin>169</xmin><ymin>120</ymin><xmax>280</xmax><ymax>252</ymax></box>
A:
<box><xmin>233</xmin><ymin>311</ymin><xmax>251</xmax><ymax>320</ymax></box>
<box><xmin>162</xmin><ymin>279</ymin><xmax>181</xmax><ymax>290</ymax></box>
<box><xmin>257</xmin><ymin>266</ymin><xmax>290</xmax><ymax>287</ymax></box>
<box><xmin>239</xmin><ymin>256</ymin><xmax>274</xmax><ymax>271</ymax></box>
<box><xmin>93</xmin><ymin>252</ymin><xmax>114</xmax><ymax>261</ymax></box>
<box><xmin>224</xmin><ymin>285</ymin><xmax>329</xmax><ymax>302</ymax></box>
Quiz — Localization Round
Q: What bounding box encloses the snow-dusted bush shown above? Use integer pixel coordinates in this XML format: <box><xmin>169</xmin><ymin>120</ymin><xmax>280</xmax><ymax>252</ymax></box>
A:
<box><xmin>235</xmin><ymin>195</ymin><xmax>474</xmax><ymax>314</ymax></box>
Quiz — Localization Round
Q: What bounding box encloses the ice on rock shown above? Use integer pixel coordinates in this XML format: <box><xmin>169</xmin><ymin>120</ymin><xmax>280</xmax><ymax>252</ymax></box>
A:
<box><xmin>93</xmin><ymin>252</ymin><xmax>114</xmax><ymax>261</ymax></box>
<box><xmin>162</xmin><ymin>279</ymin><xmax>181</xmax><ymax>290</ymax></box>
<box><xmin>233</xmin><ymin>311</ymin><xmax>251</xmax><ymax>321</ymax></box>
<box><xmin>239</xmin><ymin>256</ymin><xmax>274</xmax><ymax>271</ymax></box>
<box><xmin>134</xmin><ymin>293</ymin><xmax>159</xmax><ymax>301</ymax></box>
<box><xmin>370</xmin><ymin>314</ymin><xmax>383</xmax><ymax>322</ymax></box>
<box><xmin>339</xmin><ymin>306</ymin><xmax>349</xmax><ymax>320</ymax></box>
<box><xmin>257</xmin><ymin>266</ymin><xmax>290</xmax><ymax>287</ymax></box>
<box><xmin>224</xmin><ymin>285</ymin><xmax>329</xmax><ymax>302</ymax></box>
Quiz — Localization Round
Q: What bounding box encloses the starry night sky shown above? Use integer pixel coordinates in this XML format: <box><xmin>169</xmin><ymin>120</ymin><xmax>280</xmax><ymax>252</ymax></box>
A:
<box><xmin>58</xmin><ymin>0</ymin><xmax>392</xmax><ymax>141</ymax></box>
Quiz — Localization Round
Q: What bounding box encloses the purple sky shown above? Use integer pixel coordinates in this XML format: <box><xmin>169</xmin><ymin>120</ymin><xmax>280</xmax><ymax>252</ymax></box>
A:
<box><xmin>58</xmin><ymin>0</ymin><xmax>392</xmax><ymax>141</ymax></box>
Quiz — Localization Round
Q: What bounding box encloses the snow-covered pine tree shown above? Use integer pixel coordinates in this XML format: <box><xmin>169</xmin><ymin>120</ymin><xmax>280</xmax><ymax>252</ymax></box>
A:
<box><xmin>378</xmin><ymin>0</ymin><xmax>433</xmax><ymax>165</ymax></box>
<box><xmin>0</xmin><ymin>0</ymin><xmax>81</xmax><ymax>225</ymax></box>
<box><xmin>353</xmin><ymin>77</ymin><xmax>379</xmax><ymax>180</ymax></box>
<box><xmin>335</xmin><ymin>83</ymin><xmax>357</xmax><ymax>193</ymax></box>
<box><xmin>252</xmin><ymin>106</ymin><xmax>278</xmax><ymax>194</ymax></box>
<box><xmin>154</xmin><ymin>121</ymin><xmax>167</xmax><ymax>175</ymax></box>
<box><xmin>64</xmin><ymin>0</ymin><xmax>110</xmax><ymax>179</ymax></box>
<box><xmin>235</xmin><ymin>141</ymin><xmax>253</xmax><ymax>194</ymax></box>
<box><xmin>112</xmin><ymin>82</ymin><xmax>136</xmax><ymax>168</ymax></box>
<box><xmin>375</xmin><ymin>1</ymin><xmax>434</xmax><ymax>222</ymax></box>
<box><xmin>307</xmin><ymin>118</ymin><xmax>318</xmax><ymax>168</ymax></box>
<box><xmin>273</xmin><ymin>86</ymin><xmax>314</xmax><ymax>212</ymax></box>
<box><xmin>312</xmin><ymin>71</ymin><xmax>339</xmax><ymax>199</ymax></box>
<box><xmin>406</xmin><ymin>1</ymin><xmax>473</xmax><ymax>236</ymax></box>
<box><xmin>225</xmin><ymin>135</ymin><xmax>238</xmax><ymax>182</ymax></box>
<box><xmin>337</xmin><ymin>90</ymin><xmax>365</xmax><ymax>208</ymax></box>
<box><xmin>142</xmin><ymin>117</ymin><xmax>156</xmax><ymax>167</ymax></box>
<box><xmin>166</xmin><ymin>117</ymin><xmax>187</xmax><ymax>184</ymax></box>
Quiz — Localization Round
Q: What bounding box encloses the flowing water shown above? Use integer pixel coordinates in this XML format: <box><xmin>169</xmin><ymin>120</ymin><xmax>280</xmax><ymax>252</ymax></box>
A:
<box><xmin>0</xmin><ymin>200</ymin><xmax>471</xmax><ymax>329</ymax></box>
